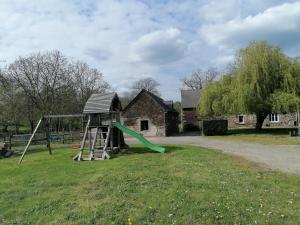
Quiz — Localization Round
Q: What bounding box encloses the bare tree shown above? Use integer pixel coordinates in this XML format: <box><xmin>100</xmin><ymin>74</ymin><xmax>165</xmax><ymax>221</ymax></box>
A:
<box><xmin>7</xmin><ymin>51</ymin><xmax>73</xmax><ymax>114</ymax></box>
<box><xmin>182</xmin><ymin>68</ymin><xmax>219</xmax><ymax>90</ymax></box>
<box><xmin>0</xmin><ymin>74</ymin><xmax>25</xmax><ymax>133</ymax></box>
<box><xmin>71</xmin><ymin>61</ymin><xmax>110</xmax><ymax>111</ymax></box>
<box><xmin>119</xmin><ymin>91</ymin><xmax>137</xmax><ymax>108</ymax></box>
<box><xmin>5</xmin><ymin>51</ymin><xmax>110</xmax><ymax>130</ymax></box>
<box><xmin>131</xmin><ymin>77</ymin><xmax>160</xmax><ymax>95</ymax></box>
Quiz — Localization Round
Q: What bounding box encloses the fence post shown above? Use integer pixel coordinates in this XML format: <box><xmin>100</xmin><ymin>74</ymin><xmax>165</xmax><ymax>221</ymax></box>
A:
<box><xmin>9</xmin><ymin>132</ymin><xmax>12</xmax><ymax>150</ymax></box>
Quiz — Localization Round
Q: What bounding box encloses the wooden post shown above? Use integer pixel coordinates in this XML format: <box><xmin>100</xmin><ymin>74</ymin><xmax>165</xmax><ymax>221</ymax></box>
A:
<box><xmin>69</xmin><ymin>123</ymin><xmax>72</xmax><ymax>143</ymax></box>
<box><xmin>99</xmin><ymin>128</ymin><xmax>103</xmax><ymax>147</ymax></box>
<box><xmin>297</xmin><ymin>111</ymin><xmax>300</xmax><ymax>136</ymax></box>
<box><xmin>62</xmin><ymin>121</ymin><xmax>65</xmax><ymax>144</ymax></box>
<box><xmin>102</xmin><ymin>126</ymin><xmax>111</xmax><ymax>159</ymax></box>
<box><xmin>45</xmin><ymin>119</ymin><xmax>52</xmax><ymax>155</ymax></box>
<box><xmin>76</xmin><ymin>115</ymin><xmax>91</xmax><ymax>161</ymax></box>
<box><xmin>9</xmin><ymin>132</ymin><xmax>12</xmax><ymax>150</ymax></box>
<box><xmin>89</xmin><ymin>127</ymin><xmax>92</xmax><ymax>152</ymax></box>
<box><xmin>19</xmin><ymin>118</ymin><xmax>43</xmax><ymax>164</ymax></box>
<box><xmin>89</xmin><ymin>128</ymin><xmax>98</xmax><ymax>160</ymax></box>
<box><xmin>117</xmin><ymin>113</ymin><xmax>121</xmax><ymax>150</ymax></box>
<box><xmin>118</xmin><ymin>128</ymin><xmax>121</xmax><ymax>150</ymax></box>
<box><xmin>110</xmin><ymin>125</ymin><xmax>113</xmax><ymax>150</ymax></box>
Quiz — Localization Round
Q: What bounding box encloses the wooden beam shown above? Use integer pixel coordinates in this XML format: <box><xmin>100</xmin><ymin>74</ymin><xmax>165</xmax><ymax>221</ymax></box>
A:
<box><xmin>45</xmin><ymin>119</ymin><xmax>52</xmax><ymax>155</ymax></box>
<box><xmin>89</xmin><ymin>128</ymin><xmax>98</xmax><ymax>160</ymax></box>
<box><xmin>76</xmin><ymin>115</ymin><xmax>91</xmax><ymax>161</ymax></box>
<box><xmin>102</xmin><ymin>126</ymin><xmax>111</xmax><ymax>159</ymax></box>
<box><xmin>43</xmin><ymin>114</ymin><xmax>84</xmax><ymax>119</ymax></box>
<box><xmin>19</xmin><ymin>118</ymin><xmax>43</xmax><ymax>164</ymax></box>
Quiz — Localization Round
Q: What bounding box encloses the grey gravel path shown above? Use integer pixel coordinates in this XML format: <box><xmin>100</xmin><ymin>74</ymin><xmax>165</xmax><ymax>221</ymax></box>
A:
<box><xmin>125</xmin><ymin>136</ymin><xmax>300</xmax><ymax>174</ymax></box>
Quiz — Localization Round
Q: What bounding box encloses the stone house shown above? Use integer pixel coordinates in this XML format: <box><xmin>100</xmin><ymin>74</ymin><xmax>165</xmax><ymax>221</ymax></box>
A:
<box><xmin>227</xmin><ymin>113</ymin><xmax>299</xmax><ymax>129</ymax></box>
<box><xmin>181</xmin><ymin>89</ymin><xmax>299</xmax><ymax>129</ymax></box>
<box><xmin>122</xmin><ymin>89</ymin><xmax>179</xmax><ymax>136</ymax></box>
<box><xmin>181</xmin><ymin>89</ymin><xmax>201</xmax><ymax>130</ymax></box>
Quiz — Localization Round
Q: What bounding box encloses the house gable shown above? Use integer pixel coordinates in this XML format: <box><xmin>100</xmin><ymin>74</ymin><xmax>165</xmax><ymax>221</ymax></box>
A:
<box><xmin>123</xmin><ymin>90</ymin><xmax>166</xmax><ymax>127</ymax></box>
<box><xmin>122</xmin><ymin>89</ymin><xmax>179</xmax><ymax>136</ymax></box>
<box><xmin>123</xmin><ymin>89</ymin><xmax>172</xmax><ymax>113</ymax></box>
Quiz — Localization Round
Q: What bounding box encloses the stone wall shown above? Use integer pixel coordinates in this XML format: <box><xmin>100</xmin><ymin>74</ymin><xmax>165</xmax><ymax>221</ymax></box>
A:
<box><xmin>263</xmin><ymin>114</ymin><xmax>297</xmax><ymax>128</ymax></box>
<box><xmin>226</xmin><ymin>114</ymin><xmax>257</xmax><ymax>128</ymax></box>
<box><xmin>226</xmin><ymin>113</ymin><xmax>297</xmax><ymax>129</ymax></box>
<box><xmin>123</xmin><ymin>92</ymin><xmax>166</xmax><ymax>136</ymax></box>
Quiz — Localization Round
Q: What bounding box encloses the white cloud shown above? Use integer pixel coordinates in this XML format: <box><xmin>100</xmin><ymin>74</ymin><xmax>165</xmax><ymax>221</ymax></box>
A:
<box><xmin>200</xmin><ymin>1</ymin><xmax>300</xmax><ymax>51</ymax></box>
<box><xmin>199</xmin><ymin>0</ymin><xmax>241</xmax><ymax>23</ymax></box>
<box><xmin>0</xmin><ymin>0</ymin><xmax>300</xmax><ymax>101</ymax></box>
<box><xmin>130</xmin><ymin>28</ymin><xmax>187</xmax><ymax>64</ymax></box>
<box><xmin>213</xmin><ymin>55</ymin><xmax>235</xmax><ymax>67</ymax></box>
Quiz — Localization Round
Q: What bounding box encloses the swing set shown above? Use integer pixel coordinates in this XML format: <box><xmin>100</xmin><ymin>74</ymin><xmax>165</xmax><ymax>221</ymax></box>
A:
<box><xmin>18</xmin><ymin>92</ymin><xmax>126</xmax><ymax>164</ymax></box>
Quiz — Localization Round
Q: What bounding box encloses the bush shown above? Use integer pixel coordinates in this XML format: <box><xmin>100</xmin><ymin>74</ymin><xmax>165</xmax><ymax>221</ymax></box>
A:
<box><xmin>201</xmin><ymin>120</ymin><xmax>228</xmax><ymax>136</ymax></box>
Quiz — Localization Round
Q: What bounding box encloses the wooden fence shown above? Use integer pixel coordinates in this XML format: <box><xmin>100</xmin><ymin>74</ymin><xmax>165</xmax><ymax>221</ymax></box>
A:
<box><xmin>0</xmin><ymin>131</ymin><xmax>83</xmax><ymax>149</ymax></box>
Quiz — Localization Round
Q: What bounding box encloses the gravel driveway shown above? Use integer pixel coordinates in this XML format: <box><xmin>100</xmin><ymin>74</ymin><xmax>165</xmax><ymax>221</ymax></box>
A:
<box><xmin>125</xmin><ymin>136</ymin><xmax>300</xmax><ymax>174</ymax></box>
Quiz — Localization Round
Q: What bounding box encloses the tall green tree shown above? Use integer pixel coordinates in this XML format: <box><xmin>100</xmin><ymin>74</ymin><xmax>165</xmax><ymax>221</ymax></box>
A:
<box><xmin>199</xmin><ymin>41</ymin><xmax>300</xmax><ymax>130</ymax></box>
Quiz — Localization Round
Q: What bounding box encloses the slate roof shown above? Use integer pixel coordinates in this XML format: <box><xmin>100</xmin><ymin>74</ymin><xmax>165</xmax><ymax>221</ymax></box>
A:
<box><xmin>163</xmin><ymin>100</ymin><xmax>174</xmax><ymax>109</ymax></box>
<box><xmin>83</xmin><ymin>92</ymin><xmax>119</xmax><ymax>114</ymax></box>
<box><xmin>123</xmin><ymin>89</ymin><xmax>176</xmax><ymax>113</ymax></box>
<box><xmin>181</xmin><ymin>89</ymin><xmax>201</xmax><ymax>109</ymax></box>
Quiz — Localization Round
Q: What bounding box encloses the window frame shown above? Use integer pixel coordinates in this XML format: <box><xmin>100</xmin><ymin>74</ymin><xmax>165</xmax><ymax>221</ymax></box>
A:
<box><xmin>269</xmin><ymin>113</ymin><xmax>280</xmax><ymax>123</ymax></box>
<box><xmin>140</xmin><ymin>120</ymin><xmax>149</xmax><ymax>131</ymax></box>
<box><xmin>238</xmin><ymin>115</ymin><xmax>245</xmax><ymax>124</ymax></box>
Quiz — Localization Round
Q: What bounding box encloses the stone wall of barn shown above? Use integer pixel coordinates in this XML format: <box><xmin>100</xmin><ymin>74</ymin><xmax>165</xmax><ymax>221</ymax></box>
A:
<box><xmin>182</xmin><ymin>109</ymin><xmax>297</xmax><ymax>130</ymax></box>
<box><xmin>264</xmin><ymin>114</ymin><xmax>297</xmax><ymax>128</ymax></box>
<box><xmin>226</xmin><ymin>114</ymin><xmax>257</xmax><ymax>128</ymax></box>
<box><xmin>226</xmin><ymin>113</ymin><xmax>297</xmax><ymax>129</ymax></box>
<box><xmin>122</xmin><ymin>93</ymin><xmax>166</xmax><ymax>136</ymax></box>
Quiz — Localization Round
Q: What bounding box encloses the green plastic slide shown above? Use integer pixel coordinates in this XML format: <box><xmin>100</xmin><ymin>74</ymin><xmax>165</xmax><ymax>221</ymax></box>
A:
<box><xmin>113</xmin><ymin>122</ymin><xmax>165</xmax><ymax>153</ymax></box>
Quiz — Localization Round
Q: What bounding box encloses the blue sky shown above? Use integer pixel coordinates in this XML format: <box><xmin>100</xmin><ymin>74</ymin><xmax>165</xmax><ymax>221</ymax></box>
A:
<box><xmin>1</xmin><ymin>0</ymin><xmax>300</xmax><ymax>100</ymax></box>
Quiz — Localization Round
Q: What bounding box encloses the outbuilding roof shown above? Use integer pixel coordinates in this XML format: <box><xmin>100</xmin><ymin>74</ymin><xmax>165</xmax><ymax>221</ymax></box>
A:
<box><xmin>181</xmin><ymin>89</ymin><xmax>201</xmax><ymax>109</ymax></box>
<box><xmin>123</xmin><ymin>89</ymin><xmax>176</xmax><ymax>113</ymax></box>
<box><xmin>83</xmin><ymin>92</ymin><xmax>120</xmax><ymax>114</ymax></box>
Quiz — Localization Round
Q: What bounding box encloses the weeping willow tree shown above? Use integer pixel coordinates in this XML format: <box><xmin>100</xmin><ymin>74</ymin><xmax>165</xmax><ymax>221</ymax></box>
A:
<box><xmin>198</xmin><ymin>74</ymin><xmax>235</xmax><ymax>116</ymax></box>
<box><xmin>199</xmin><ymin>41</ymin><xmax>300</xmax><ymax>130</ymax></box>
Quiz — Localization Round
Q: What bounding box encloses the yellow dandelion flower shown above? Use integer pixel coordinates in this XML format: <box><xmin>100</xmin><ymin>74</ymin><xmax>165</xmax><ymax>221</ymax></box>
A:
<box><xmin>128</xmin><ymin>218</ymin><xmax>132</xmax><ymax>225</ymax></box>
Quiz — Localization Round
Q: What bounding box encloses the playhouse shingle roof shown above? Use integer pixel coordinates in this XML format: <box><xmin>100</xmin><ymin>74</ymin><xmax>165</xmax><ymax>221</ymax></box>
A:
<box><xmin>181</xmin><ymin>89</ymin><xmax>201</xmax><ymax>109</ymax></box>
<box><xmin>83</xmin><ymin>92</ymin><xmax>118</xmax><ymax>114</ymax></box>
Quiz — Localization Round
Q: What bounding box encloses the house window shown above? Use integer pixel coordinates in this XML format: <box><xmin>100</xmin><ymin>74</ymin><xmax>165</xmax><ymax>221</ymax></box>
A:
<box><xmin>238</xmin><ymin>115</ymin><xmax>244</xmax><ymax>124</ymax></box>
<box><xmin>269</xmin><ymin>113</ymin><xmax>279</xmax><ymax>122</ymax></box>
<box><xmin>140</xmin><ymin>120</ymin><xmax>149</xmax><ymax>131</ymax></box>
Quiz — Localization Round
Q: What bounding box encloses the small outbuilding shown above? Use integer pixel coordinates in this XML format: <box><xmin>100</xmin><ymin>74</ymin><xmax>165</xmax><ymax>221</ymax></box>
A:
<box><xmin>122</xmin><ymin>89</ymin><xmax>179</xmax><ymax>136</ymax></box>
<box><xmin>82</xmin><ymin>92</ymin><xmax>126</xmax><ymax>150</ymax></box>
<box><xmin>181</xmin><ymin>89</ymin><xmax>201</xmax><ymax>131</ymax></box>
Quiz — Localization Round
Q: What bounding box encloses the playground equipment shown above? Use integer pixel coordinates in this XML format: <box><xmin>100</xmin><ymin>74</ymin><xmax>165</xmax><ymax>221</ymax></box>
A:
<box><xmin>72</xmin><ymin>92</ymin><xmax>126</xmax><ymax>161</ymax></box>
<box><xmin>19</xmin><ymin>114</ymin><xmax>84</xmax><ymax>164</ymax></box>
<box><xmin>72</xmin><ymin>93</ymin><xmax>165</xmax><ymax>160</ymax></box>
<box><xmin>18</xmin><ymin>92</ymin><xmax>165</xmax><ymax>164</ymax></box>
<box><xmin>113</xmin><ymin>122</ymin><xmax>165</xmax><ymax>153</ymax></box>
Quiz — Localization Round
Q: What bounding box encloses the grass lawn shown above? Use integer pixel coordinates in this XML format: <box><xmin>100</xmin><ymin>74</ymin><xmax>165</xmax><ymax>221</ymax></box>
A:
<box><xmin>208</xmin><ymin>128</ymin><xmax>300</xmax><ymax>145</ymax></box>
<box><xmin>0</xmin><ymin>145</ymin><xmax>300</xmax><ymax>225</ymax></box>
